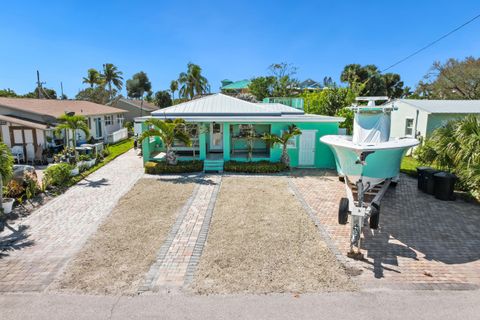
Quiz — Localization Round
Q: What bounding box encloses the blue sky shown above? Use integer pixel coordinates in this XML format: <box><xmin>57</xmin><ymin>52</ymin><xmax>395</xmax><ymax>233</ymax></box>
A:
<box><xmin>1</xmin><ymin>0</ymin><xmax>479</xmax><ymax>98</ymax></box>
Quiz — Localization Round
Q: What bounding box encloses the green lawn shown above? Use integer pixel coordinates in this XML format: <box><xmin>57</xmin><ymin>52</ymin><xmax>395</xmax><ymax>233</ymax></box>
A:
<box><xmin>69</xmin><ymin>138</ymin><xmax>134</xmax><ymax>186</ymax></box>
<box><xmin>400</xmin><ymin>156</ymin><xmax>420</xmax><ymax>176</ymax></box>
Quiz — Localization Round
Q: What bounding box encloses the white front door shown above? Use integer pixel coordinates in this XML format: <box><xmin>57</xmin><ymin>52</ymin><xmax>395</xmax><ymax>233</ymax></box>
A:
<box><xmin>299</xmin><ymin>130</ymin><xmax>316</xmax><ymax>166</ymax></box>
<box><xmin>210</xmin><ymin>123</ymin><xmax>223</xmax><ymax>151</ymax></box>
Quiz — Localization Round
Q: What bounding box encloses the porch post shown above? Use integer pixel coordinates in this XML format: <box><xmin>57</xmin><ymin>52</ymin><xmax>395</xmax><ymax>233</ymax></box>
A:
<box><xmin>223</xmin><ymin>123</ymin><xmax>230</xmax><ymax>161</ymax></box>
<box><xmin>141</xmin><ymin>122</ymin><xmax>150</xmax><ymax>164</ymax></box>
<box><xmin>199</xmin><ymin>123</ymin><xmax>206</xmax><ymax>160</ymax></box>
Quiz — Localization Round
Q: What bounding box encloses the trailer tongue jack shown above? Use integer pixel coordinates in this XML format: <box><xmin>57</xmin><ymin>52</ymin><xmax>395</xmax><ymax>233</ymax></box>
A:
<box><xmin>340</xmin><ymin>176</ymin><xmax>392</xmax><ymax>260</ymax></box>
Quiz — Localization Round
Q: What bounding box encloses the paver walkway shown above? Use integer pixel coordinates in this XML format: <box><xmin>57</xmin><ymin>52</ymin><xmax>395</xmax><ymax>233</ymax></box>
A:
<box><xmin>140</xmin><ymin>175</ymin><xmax>221</xmax><ymax>292</ymax></box>
<box><xmin>0</xmin><ymin>149</ymin><xmax>144</xmax><ymax>292</ymax></box>
<box><xmin>290</xmin><ymin>170</ymin><xmax>480</xmax><ymax>290</ymax></box>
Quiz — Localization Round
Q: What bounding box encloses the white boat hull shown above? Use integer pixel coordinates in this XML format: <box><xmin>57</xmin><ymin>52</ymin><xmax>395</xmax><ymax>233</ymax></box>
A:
<box><xmin>321</xmin><ymin>135</ymin><xmax>419</xmax><ymax>187</ymax></box>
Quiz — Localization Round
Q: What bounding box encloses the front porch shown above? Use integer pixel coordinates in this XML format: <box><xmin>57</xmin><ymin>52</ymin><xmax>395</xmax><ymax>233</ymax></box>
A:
<box><xmin>143</xmin><ymin>122</ymin><xmax>273</xmax><ymax>164</ymax></box>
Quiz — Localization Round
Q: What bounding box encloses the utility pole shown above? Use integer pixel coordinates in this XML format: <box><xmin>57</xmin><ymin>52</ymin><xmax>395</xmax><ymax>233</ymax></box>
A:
<box><xmin>60</xmin><ymin>82</ymin><xmax>64</xmax><ymax>99</ymax></box>
<box><xmin>36</xmin><ymin>70</ymin><xmax>45</xmax><ymax>99</ymax></box>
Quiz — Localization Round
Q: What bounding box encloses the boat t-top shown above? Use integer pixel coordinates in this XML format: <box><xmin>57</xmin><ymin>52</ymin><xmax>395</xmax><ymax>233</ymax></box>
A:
<box><xmin>320</xmin><ymin>96</ymin><xmax>419</xmax><ymax>259</ymax></box>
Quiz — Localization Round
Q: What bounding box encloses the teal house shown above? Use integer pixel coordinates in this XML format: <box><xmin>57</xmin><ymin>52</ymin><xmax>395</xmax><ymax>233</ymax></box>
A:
<box><xmin>139</xmin><ymin>94</ymin><xmax>344</xmax><ymax>171</ymax></box>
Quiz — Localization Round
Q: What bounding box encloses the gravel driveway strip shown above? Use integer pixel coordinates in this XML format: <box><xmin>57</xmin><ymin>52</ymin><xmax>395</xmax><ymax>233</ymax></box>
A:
<box><xmin>192</xmin><ymin>176</ymin><xmax>356</xmax><ymax>294</ymax></box>
<box><xmin>0</xmin><ymin>149</ymin><xmax>144</xmax><ymax>292</ymax></box>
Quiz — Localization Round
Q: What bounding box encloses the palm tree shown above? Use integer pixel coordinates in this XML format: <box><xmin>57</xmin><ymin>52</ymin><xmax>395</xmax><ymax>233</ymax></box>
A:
<box><xmin>263</xmin><ymin>124</ymin><xmax>301</xmax><ymax>167</ymax></box>
<box><xmin>0</xmin><ymin>140</ymin><xmax>14</xmax><ymax>215</ymax></box>
<box><xmin>138</xmin><ymin>118</ymin><xmax>191</xmax><ymax>165</ymax></box>
<box><xmin>178</xmin><ymin>63</ymin><xmax>209</xmax><ymax>99</ymax></box>
<box><xmin>82</xmin><ymin>68</ymin><xmax>102</xmax><ymax>88</ymax></box>
<box><xmin>101</xmin><ymin>63</ymin><xmax>124</xmax><ymax>100</ymax></box>
<box><xmin>416</xmin><ymin>115</ymin><xmax>480</xmax><ymax>198</ymax></box>
<box><xmin>170</xmin><ymin>80</ymin><xmax>178</xmax><ymax>101</ymax></box>
<box><xmin>55</xmin><ymin>114</ymin><xmax>90</xmax><ymax>153</ymax></box>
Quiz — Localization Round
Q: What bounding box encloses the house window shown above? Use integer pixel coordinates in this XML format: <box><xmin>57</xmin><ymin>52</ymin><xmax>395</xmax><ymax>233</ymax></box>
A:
<box><xmin>105</xmin><ymin>115</ymin><xmax>113</xmax><ymax>126</ymax></box>
<box><xmin>281</xmin><ymin>130</ymin><xmax>297</xmax><ymax>149</ymax></box>
<box><xmin>405</xmin><ymin>118</ymin><xmax>414</xmax><ymax>136</ymax></box>
<box><xmin>286</xmin><ymin>136</ymin><xmax>296</xmax><ymax>149</ymax></box>
<box><xmin>95</xmin><ymin>118</ymin><xmax>103</xmax><ymax>138</ymax></box>
<box><xmin>117</xmin><ymin>114</ymin><xmax>124</xmax><ymax>126</ymax></box>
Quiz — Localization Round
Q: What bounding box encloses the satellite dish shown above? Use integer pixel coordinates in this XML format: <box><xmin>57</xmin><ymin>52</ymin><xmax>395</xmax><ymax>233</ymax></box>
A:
<box><xmin>65</xmin><ymin>111</ymin><xmax>75</xmax><ymax>116</ymax></box>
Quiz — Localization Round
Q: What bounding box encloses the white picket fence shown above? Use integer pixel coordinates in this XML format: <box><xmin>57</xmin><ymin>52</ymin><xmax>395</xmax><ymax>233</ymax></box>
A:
<box><xmin>107</xmin><ymin>128</ymin><xmax>128</xmax><ymax>144</ymax></box>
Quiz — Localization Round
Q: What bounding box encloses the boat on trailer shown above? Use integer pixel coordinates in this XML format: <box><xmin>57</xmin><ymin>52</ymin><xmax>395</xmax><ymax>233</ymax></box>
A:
<box><xmin>320</xmin><ymin>97</ymin><xmax>419</xmax><ymax>259</ymax></box>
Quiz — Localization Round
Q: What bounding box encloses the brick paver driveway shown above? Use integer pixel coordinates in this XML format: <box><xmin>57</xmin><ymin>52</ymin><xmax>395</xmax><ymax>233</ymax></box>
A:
<box><xmin>0</xmin><ymin>149</ymin><xmax>144</xmax><ymax>292</ymax></box>
<box><xmin>291</xmin><ymin>171</ymin><xmax>480</xmax><ymax>290</ymax></box>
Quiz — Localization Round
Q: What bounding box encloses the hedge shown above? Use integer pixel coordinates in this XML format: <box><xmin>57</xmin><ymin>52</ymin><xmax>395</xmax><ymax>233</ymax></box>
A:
<box><xmin>224</xmin><ymin>160</ymin><xmax>287</xmax><ymax>173</ymax></box>
<box><xmin>144</xmin><ymin>160</ymin><xmax>204</xmax><ymax>174</ymax></box>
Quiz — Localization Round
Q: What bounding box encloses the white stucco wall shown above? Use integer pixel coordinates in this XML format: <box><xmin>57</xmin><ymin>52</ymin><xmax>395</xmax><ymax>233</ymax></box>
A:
<box><xmin>390</xmin><ymin>103</ymin><xmax>429</xmax><ymax>138</ymax></box>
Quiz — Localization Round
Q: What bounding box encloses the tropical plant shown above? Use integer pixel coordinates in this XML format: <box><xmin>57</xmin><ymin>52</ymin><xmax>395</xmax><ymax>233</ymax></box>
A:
<box><xmin>340</xmin><ymin>63</ymin><xmax>404</xmax><ymax>98</ymax></box>
<box><xmin>0</xmin><ymin>88</ymin><xmax>18</xmax><ymax>97</ymax></box>
<box><xmin>0</xmin><ymin>140</ymin><xmax>14</xmax><ymax>211</ymax></box>
<box><xmin>415</xmin><ymin>115</ymin><xmax>480</xmax><ymax>198</ymax></box>
<box><xmin>178</xmin><ymin>63</ymin><xmax>210</xmax><ymax>99</ymax></box>
<box><xmin>415</xmin><ymin>57</ymin><xmax>480</xmax><ymax>99</ymax></box>
<box><xmin>75</xmin><ymin>86</ymin><xmax>112</xmax><ymax>104</ymax></box>
<box><xmin>170</xmin><ymin>80</ymin><xmax>178</xmax><ymax>100</ymax></box>
<box><xmin>269</xmin><ymin>62</ymin><xmax>299</xmax><ymax>97</ymax></box>
<box><xmin>248</xmin><ymin>76</ymin><xmax>276</xmax><ymax>101</ymax></box>
<box><xmin>144</xmin><ymin>160</ymin><xmax>203</xmax><ymax>174</ymax></box>
<box><xmin>154</xmin><ymin>90</ymin><xmax>172</xmax><ymax>108</ymax></box>
<box><xmin>23</xmin><ymin>87</ymin><xmax>57</xmax><ymax>99</ymax></box>
<box><xmin>82</xmin><ymin>68</ymin><xmax>103</xmax><ymax>88</ymax></box>
<box><xmin>263</xmin><ymin>124</ymin><xmax>301</xmax><ymax>167</ymax></box>
<box><xmin>139</xmin><ymin>118</ymin><xmax>191</xmax><ymax>165</ymax></box>
<box><xmin>55</xmin><ymin>114</ymin><xmax>90</xmax><ymax>152</ymax></box>
<box><xmin>126</xmin><ymin>71</ymin><xmax>152</xmax><ymax>99</ymax></box>
<box><xmin>44</xmin><ymin>163</ymin><xmax>73</xmax><ymax>188</ymax></box>
<box><xmin>101</xmin><ymin>63</ymin><xmax>124</xmax><ymax>100</ymax></box>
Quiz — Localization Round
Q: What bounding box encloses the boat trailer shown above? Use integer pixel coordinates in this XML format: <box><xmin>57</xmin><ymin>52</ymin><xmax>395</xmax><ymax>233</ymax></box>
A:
<box><xmin>338</xmin><ymin>175</ymin><xmax>395</xmax><ymax>260</ymax></box>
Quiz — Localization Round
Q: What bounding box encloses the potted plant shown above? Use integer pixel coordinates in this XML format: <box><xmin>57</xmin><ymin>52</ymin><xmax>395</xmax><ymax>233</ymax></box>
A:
<box><xmin>77</xmin><ymin>154</ymin><xmax>90</xmax><ymax>168</ymax></box>
<box><xmin>87</xmin><ymin>153</ymin><xmax>96</xmax><ymax>167</ymax></box>
<box><xmin>44</xmin><ymin>147</ymin><xmax>55</xmax><ymax>163</ymax></box>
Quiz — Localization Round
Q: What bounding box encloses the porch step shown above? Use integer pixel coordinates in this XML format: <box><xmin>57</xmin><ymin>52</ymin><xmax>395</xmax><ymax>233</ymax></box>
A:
<box><xmin>204</xmin><ymin>159</ymin><xmax>224</xmax><ymax>173</ymax></box>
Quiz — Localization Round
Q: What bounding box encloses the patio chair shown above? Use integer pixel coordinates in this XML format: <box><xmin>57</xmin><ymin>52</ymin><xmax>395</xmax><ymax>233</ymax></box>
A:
<box><xmin>11</xmin><ymin>146</ymin><xmax>25</xmax><ymax>164</ymax></box>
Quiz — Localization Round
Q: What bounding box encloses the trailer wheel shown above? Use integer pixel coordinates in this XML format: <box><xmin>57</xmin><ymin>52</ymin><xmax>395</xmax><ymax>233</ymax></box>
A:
<box><xmin>338</xmin><ymin>176</ymin><xmax>345</xmax><ymax>182</ymax></box>
<box><xmin>390</xmin><ymin>181</ymin><xmax>398</xmax><ymax>188</ymax></box>
<box><xmin>369</xmin><ymin>206</ymin><xmax>380</xmax><ymax>229</ymax></box>
<box><xmin>338</xmin><ymin>198</ymin><xmax>349</xmax><ymax>224</ymax></box>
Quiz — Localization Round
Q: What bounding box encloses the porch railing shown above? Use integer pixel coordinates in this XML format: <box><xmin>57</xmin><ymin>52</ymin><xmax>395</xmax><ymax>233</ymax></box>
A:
<box><xmin>107</xmin><ymin>128</ymin><xmax>128</xmax><ymax>144</ymax></box>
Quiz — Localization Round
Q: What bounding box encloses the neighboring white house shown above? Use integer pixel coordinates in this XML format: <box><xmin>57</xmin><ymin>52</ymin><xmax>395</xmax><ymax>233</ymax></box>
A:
<box><xmin>386</xmin><ymin>99</ymin><xmax>480</xmax><ymax>140</ymax></box>
<box><xmin>0</xmin><ymin>97</ymin><xmax>127</xmax><ymax>161</ymax></box>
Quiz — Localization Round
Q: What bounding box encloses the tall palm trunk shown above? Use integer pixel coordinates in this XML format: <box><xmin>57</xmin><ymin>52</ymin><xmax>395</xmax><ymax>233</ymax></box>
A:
<box><xmin>165</xmin><ymin>144</ymin><xmax>177</xmax><ymax>165</ymax></box>
<box><xmin>0</xmin><ymin>174</ymin><xmax>3</xmax><ymax>208</ymax></box>
<box><xmin>281</xmin><ymin>144</ymin><xmax>290</xmax><ymax>167</ymax></box>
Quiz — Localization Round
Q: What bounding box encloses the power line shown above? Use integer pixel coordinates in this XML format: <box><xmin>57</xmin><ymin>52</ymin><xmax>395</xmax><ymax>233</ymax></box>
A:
<box><xmin>381</xmin><ymin>13</ymin><xmax>480</xmax><ymax>73</ymax></box>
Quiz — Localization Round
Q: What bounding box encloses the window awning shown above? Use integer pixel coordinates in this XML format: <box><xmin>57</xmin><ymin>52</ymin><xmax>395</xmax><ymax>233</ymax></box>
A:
<box><xmin>0</xmin><ymin>114</ymin><xmax>49</xmax><ymax>130</ymax></box>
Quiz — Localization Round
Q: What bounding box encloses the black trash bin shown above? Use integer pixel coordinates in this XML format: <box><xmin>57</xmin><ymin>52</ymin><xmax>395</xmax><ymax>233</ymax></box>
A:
<box><xmin>434</xmin><ymin>172</ymin><xmax>457</xmax><ymax>201</ymax></box>
<box><xmin>423</xmin><ymin>168</ymin><xmax>440</xmax><ymax>195</ymax></box>
<box><xmin>416</xmin><ymin>166</ymin><xmax>432</xmax><ymax>190</ymax></box>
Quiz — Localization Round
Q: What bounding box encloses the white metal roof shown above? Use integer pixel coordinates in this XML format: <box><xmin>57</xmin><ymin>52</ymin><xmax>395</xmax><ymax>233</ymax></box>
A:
<box><xmin>390</xmin><ymin>99</ymin><xmax>480</xmax><ymax>114</ymax></box>
<box><xmin>255</xmin><ymin>103</ymin><xmax>304</xmax><ymax>114</ymax></box>
<box><xmin>136</xmin><ymin>114</ymin><xmax>344</xmax><ymax>123</ymax></box>
<box><xmin>148</xmin><ymin>93</ymin><xmax>343</xmax><ymax>122</ymax></box>
<box><xmin>151</xmin><ymin>93</ymin><xmax>305</xmax><ymax>117</ymax></box>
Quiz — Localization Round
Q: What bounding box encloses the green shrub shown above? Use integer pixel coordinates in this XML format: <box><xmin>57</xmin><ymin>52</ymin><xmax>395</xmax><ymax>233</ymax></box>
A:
<box><xmin>414</xmin><ymin>115</ymin><xmax>480</xmax><ymax>199</ymax></box>
<box><xmin>144</xmin><ymin>160</ymin><xmax>204</xmax><ymax>174</ymax></box>
<box><xmin>78</xmin><ymin>154</ymin><xmax>90</xmax><ymax>162</ymax></box>
<box><xmin>44</xmin><ymin>163</ymin><xmax>73</xmax><ymax>187</ymax></box>
<box><xmin>224</xmin><ymin>160</ymin><xmax>287</xmax><ymax>173</ymax></box>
